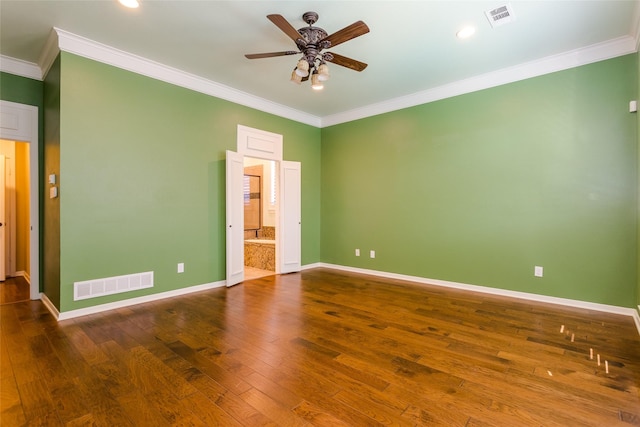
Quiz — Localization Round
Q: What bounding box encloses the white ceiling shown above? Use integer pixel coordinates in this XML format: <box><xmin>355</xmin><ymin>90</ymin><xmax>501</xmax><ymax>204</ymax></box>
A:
<box><xmin>1</xmin><ymin>1</ymin><xmax>639</xmax><ymax>126</ymax></box>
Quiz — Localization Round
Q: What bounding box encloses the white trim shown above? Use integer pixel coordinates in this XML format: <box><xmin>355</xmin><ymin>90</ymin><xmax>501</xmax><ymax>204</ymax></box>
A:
<box><xmin>39</xmin><ymin>28</ymin><xmax>60</xmax><ymax>79</ymax></box>
<box><xmin>40</xmin><ymin>293</ymin><xmax>60</xmax><ymax>320</ymax></box>
<box><xmin>43</xmin><ymin>280</ymin><xmax>226</xmax><ymax>321</ymax></box>
<box><xmin>53</xmin><ymin>28</ymin><xmax>321</xmax><ymax>128</ymax></box>
<box><xmin>633</xmin><ymin>307</ymin><xmax>640</xmax><ymax>336</ymax></box>
<box><xmin>236</xmin><ymin>125</ymin><xmax>283</xmax><ymax>160</ymax></box>
<box><xmin>632</xmin><ymin>0</ymin><xmax>640</xmax><ymax>52</ymax></box>
<box><xmin>3</xmin><ymin>29</ymin><xmax>635</xmax><ymax>128</ymax></box>
<box><xmin>319</xmin><ymin>263</ymin><xmax>640</xmax><ymax>335</ymax></box>
<box><xmin>0</xmin><ymin>55</ymin><xmax>42</xmax><ymax>81</ymax></box>
<box><xmin>301</xmin><ymin>262</ymin><xmax>322</xmax><ymax>271</ymax></box>
<box><xmin>320</xmin><ymin>36</ymin><xmax>637</xmax><ymax>127</ymax></box>
<box><xmin>13</xmin><ymin>271</ymin><xmax>30</xmax><ymax>284</ymax></box>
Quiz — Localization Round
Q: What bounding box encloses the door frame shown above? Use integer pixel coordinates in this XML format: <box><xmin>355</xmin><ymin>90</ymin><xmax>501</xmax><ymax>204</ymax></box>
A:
<box><xmin>0</xmin><ymin>100</ymin><xmax>40</xmax><ymax>300</ymax></box>
<box><xmin>226</xmin><ymin>125</ymin><xmax>301</xmax><ymax>286</ymax></box>
<box><xmin>0</xmin><ymin>154</ymin><xmax>5</xmax><ymax>281</ymax></box>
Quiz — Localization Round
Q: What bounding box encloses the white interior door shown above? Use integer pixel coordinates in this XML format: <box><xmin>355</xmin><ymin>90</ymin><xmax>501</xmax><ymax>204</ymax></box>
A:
<box><xmin>279</xmin><ymin>161</ymin><xmax>301</xmax><ymax>274</ymax></box>
<box><xmin>0</xmin><ymin>154</ymin><xmax>5</xmax><ymax>281</ymax></box>
<box><xmin>226</xmin><ymin>150</ymin><xmax>244</xmax><ymax>287</ymax></box>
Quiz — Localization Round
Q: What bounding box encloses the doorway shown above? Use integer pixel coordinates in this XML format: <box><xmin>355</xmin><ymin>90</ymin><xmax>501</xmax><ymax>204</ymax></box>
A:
<box><xmin>243</xmin><ymin>157</ymin><xmax>278</xmax><ymax>280</ymax></box>
<box><xmin>0</xmin><ymin>140</ymin><xmax>31</xmax><ymax>284</ymax></box>
<box><xmin>226</xmin><ymin>125</ymin><xmax>301</xmax><ymax>287</ymax></box>
<box><xmin>0</xmin><ymin>100</ymin><xmax>39</xmax><ymax>300</ymax></box>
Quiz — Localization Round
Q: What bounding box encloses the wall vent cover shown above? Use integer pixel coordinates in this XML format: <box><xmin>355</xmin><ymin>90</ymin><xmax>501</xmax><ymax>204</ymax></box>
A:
<box><xmin>485</xmin><ymin>3</ymin><xmax>516</xmax><ymax>28</ymax></box>
<box><xmin>74</xmin><ymin>271</ymin><xmax>154</xmax><ymax>301</ymax></box>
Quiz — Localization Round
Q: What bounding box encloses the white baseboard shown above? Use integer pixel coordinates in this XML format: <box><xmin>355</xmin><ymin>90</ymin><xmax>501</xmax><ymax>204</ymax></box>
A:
<box><xmin>40</xmin><ymin>264</ymin><xmax>640</xmax><ymax>338</ymax></box>
<box><xmin>318</xmin><ymin>263</ymin><xmax>640</xmax><ymax>336</ymax></box>
<box><xmin>40</xmin><ymin>293</ymin><xmax>60</xmax><ymax>318</ymax></box>
<box><xmin>301</xmin><ymin>262</ymin><xmax>322</xmax><ymax>271</ymax></box>
<box><xmin>7</xmin><ymin>271</ymin><xmax>31</xmax><ymax>284</ymax></box>
<box><xmin>43</xmin><ymin>280</ymin><xmax>225</xmax><ymax>321</ymax></box>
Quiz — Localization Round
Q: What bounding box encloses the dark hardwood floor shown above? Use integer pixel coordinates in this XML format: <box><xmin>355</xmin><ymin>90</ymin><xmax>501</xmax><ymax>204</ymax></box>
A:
<box><xmin>1</xmin><ymin>268</ymin><xmax>639</xmax><ymax>426</ymax></box>
<box><xmin>0</xmin><ymin>276</ymin><xmax>30</xmax><ymax>305</ymax></box>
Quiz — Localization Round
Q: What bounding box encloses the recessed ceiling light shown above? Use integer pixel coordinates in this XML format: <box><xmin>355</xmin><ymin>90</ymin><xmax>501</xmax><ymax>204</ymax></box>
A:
<box><xmin>456</xmin><ymin>26</ymin><xmax>476</xmax><ymax>39</ymax></box>
<box><xmin>118</xmin><ymin>0</ymin><xmax>139</xmax><ymax>9</ymax></box>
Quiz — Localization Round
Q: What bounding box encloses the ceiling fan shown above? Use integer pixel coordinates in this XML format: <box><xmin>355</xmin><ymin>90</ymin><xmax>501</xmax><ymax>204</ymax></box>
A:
<box><xmin>245</xmin><ymin>12</ymin><xmax>370</xmax><ymax>89</ymax></box>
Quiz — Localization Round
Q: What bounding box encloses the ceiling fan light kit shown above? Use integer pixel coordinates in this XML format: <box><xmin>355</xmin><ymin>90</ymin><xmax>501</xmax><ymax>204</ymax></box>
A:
<box><xmin>295</xmin><ymin>59</ymin><xmax>309</xmax><ymax>77</ymax></box>
<box><xmin>317</xmin><ymin>63</ymin><xmax>330</xmax><ymax>81</ymax></box>
<box><xmin>311</xmin><ymin>71</ymin><xmax>324</xmax><ymax>90</ymax></box>
<box><xmin>290</xmin><ymin>68</ymin><xmax>302</xmax><ymax>85</ymax></box>
<box><xmin>245</xmin><ymin>11</ymin><xmax>369</xmax><ymax>91</ymax></box>
<box><xmin>118</xmin><ymin>0</ymin><xmax>139</xmax><ymax>8</ymax></box>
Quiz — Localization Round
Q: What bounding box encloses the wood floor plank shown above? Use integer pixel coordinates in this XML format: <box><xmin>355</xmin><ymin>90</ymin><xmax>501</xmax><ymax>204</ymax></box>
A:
<box><xmin>1</xmin><ymin>267</ymin><xmax>639</xmax><ymax>426</ymax></box>
<box><xmin>240</xmin><ymin>387</ymin><xmax>310</xmax><ymax>427</ymax></box>
<box><xmin>182</xmin><ymin>391</ymin><xmax>245</xmax><ymax>427</ymax></box>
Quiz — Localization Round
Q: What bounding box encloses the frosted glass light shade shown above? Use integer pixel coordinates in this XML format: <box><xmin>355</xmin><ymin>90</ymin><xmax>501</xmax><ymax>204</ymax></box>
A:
<box><xmin>295</xmin><ymin>59</ymin><xmax>309</xmax><ymax>77</ymax></box>
<box><xmin>317</xmin><ymin>63</ymin><xmax>330</xmax><ymax>81</ymax></box>
<box><xmin>311</xmin><ymin>73</ymin><xmax>324</xmax><ymax>90</ymax></box>
<box><xmin>290</xmin><ymin>69</ymin><xmax>302</xmax><ymax>84</ymax></box>
<box><xmin>118</xmin><ymin>0</ymin><xmax>139</xmax><ymax>8</ymax></box>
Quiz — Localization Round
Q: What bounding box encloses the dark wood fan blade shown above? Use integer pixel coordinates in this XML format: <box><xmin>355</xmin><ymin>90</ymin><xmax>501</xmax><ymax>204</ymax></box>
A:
<box><xmin>321</xmin><ymin>21</ymin><xmax>369</xmax><ymax>48</ymax></box>
<box><xmin>245</xmin><ymin>51</ymin><xmax>299</xmax><ymax>59</ymax></box>
<box><xmin>267</xmin><ymin>14</ymin><xmax>304</xmax><ymax>43</ymax></box>
<box><xmin>325</xmin><ymin>52</ymin><xmax>368</xmax><ymax>72</ymax></box>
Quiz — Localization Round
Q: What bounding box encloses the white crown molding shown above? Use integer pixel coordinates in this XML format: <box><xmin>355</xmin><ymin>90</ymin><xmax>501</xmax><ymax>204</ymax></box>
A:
<box><xmin>2</xmin><ymin>29</ymin><xmax>636</xmax><ymax>128</ymax></box>
<box><xmin>39</xmin><ymin>28</ymin><xmax>61</xmax><ymax>79</ymax></box>
<box><xmin>53</xmin><ymin>28</ymin><xmax>321</xmax><ymax>128</ymax></box>
<box><xmin>321</xmin><ymin>35</ymin><xmax>638</xmax><ymax>127</ymax></box>
<box><xmin>0</xmin><ymin>55</ymin><xmax>42</xmax><ymax>81</ymax></box>
<box><xmin>632</xmin><ymin>0</ymin><xmax>640</xmax><ymax>51</ymax></box>
<box><xmin>319</xmin><ymin>263</ymin><xmax>640</xmax><ymax>336</ymax></box>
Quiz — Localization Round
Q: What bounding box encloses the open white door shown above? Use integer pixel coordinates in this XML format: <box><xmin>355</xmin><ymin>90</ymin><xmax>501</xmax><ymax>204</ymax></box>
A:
<box><xmin>226</xmin><ymin>150</ymin><xmax>244</xmax><ymax>287</ymax></box>
<box><xmin>279</xmin><ymin>161</ymin><xmax>301</xmax><ymax>274</ymax></box>
<box><xmin>0</xmin><ymin>154</ymin><xmax>5</xmax><ymax>281</ymax></box>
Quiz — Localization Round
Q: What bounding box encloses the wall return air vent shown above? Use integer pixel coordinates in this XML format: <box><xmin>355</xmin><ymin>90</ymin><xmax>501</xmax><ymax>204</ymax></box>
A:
<box><xmin>485</xmin><ymin>3</ymin><xmax>516</xmax><ymax>28</ymax></box>
<box><xmin>74</xmin><ymin>271</ymin><xmax>154</xmax><ymax>301</ymax></box>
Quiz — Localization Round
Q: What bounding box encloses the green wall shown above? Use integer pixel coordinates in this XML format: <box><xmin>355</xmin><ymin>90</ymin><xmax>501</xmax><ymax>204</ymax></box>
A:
<box><xmin>58</xmin><ymin>52</ymin><xmax>320</xmax><ymax>312</ymax></box>
<box><xmin>43</xmin><ymin>56</ymin><xmax>61</xmax><ymax>308</ymax></box>
<box><xmin>0</xmin><ymin>71</ymin><xmax>43</xmax><ymax>107</ymax></box>
<box><xmin>321</xmin><ymin>54</ymin><xmax>638</xmax><ymax>308</ymax></box>
<box><xmin>4</xmin><ymin>50</ymin><xmax>639</xmax><ymax>312</ymax></box>
<box><xmin>637</xmin><ymin>51</ymin><xmax>640</xmax><ymax>311</ymax></box>
<box><xmin>0</xmin><ymin>71</ymin><xmax>45</xmax><ymax>296</ymax></box>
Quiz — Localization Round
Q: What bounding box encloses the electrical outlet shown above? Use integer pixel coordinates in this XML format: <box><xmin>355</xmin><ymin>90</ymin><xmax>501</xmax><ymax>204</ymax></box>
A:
<box><xmin>534</xmin><ymin>266</ymin><xmax>543</xmax><ymax>277</ymax></box>
<box><xmin>370</xmin><ymin>250</ymin><xmax>376</xmax><ymax>259</ymax></box>
<box><xmin>178</xmin><ymin>263</ymin><xmax>185</xmax><ymax>273</ymax></box>
<box><xmin>355</xmin><ymin>249</ymin><xmax>360</xmax><ymax>256</ymax></box>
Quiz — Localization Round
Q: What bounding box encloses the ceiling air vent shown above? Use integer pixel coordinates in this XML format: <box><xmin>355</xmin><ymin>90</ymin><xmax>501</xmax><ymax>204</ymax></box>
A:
<box><xmin>485</xmin><ymin>3</ymin><xmax>516</xmax><ymax>28</ymax></box>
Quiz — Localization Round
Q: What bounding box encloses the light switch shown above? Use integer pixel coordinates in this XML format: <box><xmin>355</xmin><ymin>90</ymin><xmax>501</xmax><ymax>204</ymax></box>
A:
<box><xmin>48</xmin><ymin>174</ymin><xmax>56</xmax><ymax>184</ymax></box>
<box><xmin>49</xmin><ymin>186</ymin><xmax>58</xmax><ymax>199</ymax></box>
